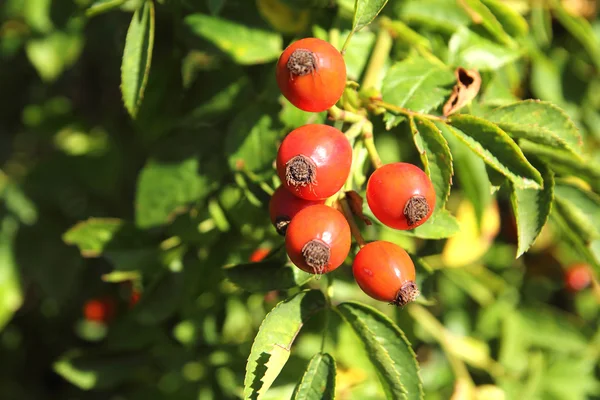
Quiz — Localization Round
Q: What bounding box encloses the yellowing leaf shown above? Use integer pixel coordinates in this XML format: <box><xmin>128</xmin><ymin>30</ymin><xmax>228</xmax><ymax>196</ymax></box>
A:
<box><xmin>442</xmin><ymin>199</ymin><xmax>500</xmax><ymax>267</ymax></box>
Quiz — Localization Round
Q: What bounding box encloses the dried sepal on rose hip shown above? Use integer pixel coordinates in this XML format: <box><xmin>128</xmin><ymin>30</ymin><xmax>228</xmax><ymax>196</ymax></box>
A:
<box><xmin>276</xmin><ymin>38</ymin><xmax>347</xmax><ymax>112</ymax></box>
<box><xmin>269</xmin><ymin>186</ymin><xmax>325</xmax><ymax>235</ymax></box>
<box><xmin>285</xmin><ymin>204</ymin><xmax>351</xmax><ymax>275</ymax></box>
<box><xmin>276</xmin><ymin>124</ymin><xmax>352</xmax><ymax>201</ymax></box>
<box><xmin>366</xmin><ymin>162</ymin><xmax>436</xmax><ymax>230</ymax></box>
<box><xmin>352</xmin><ymin>241</ymin><xmax>419</xmax><ymax>306</ymax></box>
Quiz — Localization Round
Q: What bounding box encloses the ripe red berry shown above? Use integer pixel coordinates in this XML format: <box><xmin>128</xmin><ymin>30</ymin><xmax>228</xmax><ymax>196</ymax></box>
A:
<box><xmin>276</xmin><ymin>38</ymin><xmax>347</xmax><ymax>112</ymax></box>
<box><xmin>249</xmin><ymin>247</ymin><xmax>272</xmax><ymax>262</ymax></box>
<box><xmin>352</xmin><ymin>241</ymin><xmax>419</xmax><ymax>306</ymax></box>
<box><xmin>83</xmin><ymin>297</ymin><xmax>116</xmax><ymax>323</ymax></box>
<box><xmin>285</xmin><ymin>204</ymin><xmax>351</xmax><ymax>274</ymax></box>
<box><xmin>565</xmin><ymin>263</ymin><xmax>592</xmax><ymax>292</ymax></box>
<box><xmin>276</xmin><ymin>124</ymin><xmax>352</xmax><ymax>201</ymax></box>
<box><xmin>269</xmin><ymin>186</ymin><xmax>325</xmax><ymax>235</ymax></box>
<box><xmin>366</xmin><ymin>162</ymin><xmax>436</xmax><ymax>230</ymax></box>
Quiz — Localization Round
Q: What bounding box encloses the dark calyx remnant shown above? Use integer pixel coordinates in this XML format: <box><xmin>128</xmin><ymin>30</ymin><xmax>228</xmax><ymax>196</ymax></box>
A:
<box><xmin>287</xmin><ymin>49</ymin><xmax>317</xmax><ymax>77</ymax></box>
<box><xmin>285</xmin><ymin>155</ymin><xmax>317</xmax><ymax>187</ymax></box>
<box><xmin>301</xmin><ymin>239</ymin><xmax>330</xmax><ymax>274</ymax></box>
<box><xmin>392</xmin><ymin>281</ymin><xmax>420</xmax><ymax>307</ymax></box>
<box><xmin>403</xmin><ymin>195</ymin><xmax>430</xmax><ymax>226</ymax></box>
<box><xmin>275</xmin><ymin>215</ymin><xmax>290</xmax><ymax>236</ymax></box>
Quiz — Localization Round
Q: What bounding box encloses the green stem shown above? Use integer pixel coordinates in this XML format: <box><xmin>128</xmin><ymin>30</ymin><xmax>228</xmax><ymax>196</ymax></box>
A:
<box><xmin>321</xmin><ymin>275</ymin><xmax>334</xmax><ymax>352</ymax></box>
<box><xmin>362</xmin><ymin>121</ymin><xmax>382</xmax><ymax>169</ymax></box>
<box><xmin>85</xmin><ymin>0</ymin><xmax>127</xmax><ymax>18</ymax></box>
<box><xmin>328</xmin><ymin>105</ymin><xmax>365</xmax><ymax>124</ymax></box>
<box><xmin>344</xmin><ymin>120</ymin><xmax>366</xmax><ymax>140</ymax></box>
<box><xmin>407</xmin><ymin>304</ymin><xmax>475</xmax><ymax>387</ymax></box>
<box><xmin>373</xmin><ymin>100</ymin><xmax>446</xmax><ymax>122</ymax></box>
<box><xmin>339</xmin><ymin>196</ymin><xmax>367</xmax><ymax>248</ymax></box>
<box><xmin>362</xmin><ymin>26</ymin><xmax>393</xmax><ymax>91</ymax></box>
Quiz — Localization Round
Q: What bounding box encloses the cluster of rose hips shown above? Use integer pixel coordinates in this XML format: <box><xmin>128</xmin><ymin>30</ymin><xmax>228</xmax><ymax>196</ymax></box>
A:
<box><xmin>269</xmin><ymin>38</ymin><xmax>436</xmax><ymax>306</ymax></box>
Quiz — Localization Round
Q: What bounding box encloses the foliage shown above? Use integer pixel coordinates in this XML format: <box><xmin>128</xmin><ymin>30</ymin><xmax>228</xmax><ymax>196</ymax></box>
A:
<box><xmin>1</xmin><ymin>0</ymin><xmax>600</xmax><ymax>399</ymax></box>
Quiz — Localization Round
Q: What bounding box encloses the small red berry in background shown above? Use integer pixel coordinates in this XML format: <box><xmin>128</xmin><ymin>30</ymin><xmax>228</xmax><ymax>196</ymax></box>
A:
<box><xmin>269</xmin><ymin>186</ymin><xmax>325</xmax><ymax>235</ymax></box>
<box><xmin>249</xmin><ymin>247</ymin><xmax>272</xmax><ymax>262</ymax></box>
<box><xmin>129</xmin><ymin>289</ymin><xmax>141</xmax><ymax>308</ymax></box>
<box><xmin>276</xmin><ymin>124</ymin><xmax>352</xmax><ymax>201</ymax></box>
<box><xmin>366</xmin><ymin>162</ymin><xmax>436</xmax><ymax>230</ymax></box>
<box><xmin>285</xmin><ymin>204</ymin><xmax>351</xmax><ymax>274</ymax></box>
<box><xmin>83</xmin><ymin>297</ymin><xmax>116</xmax><ymax>323</ymax></box>
<box><xmin>352</xmin><ymin>241</ymin><xmax>419</xmax><ymax>306</ymax></box>
<box><xmin>276</xmin><ymin>38</ymin><xmax>346</xmax><ymax>112</ymax></box>
<box><xmin>565</xmin><ymin>263</ymin><xmax>592</xmax><ymax>292</ymax></box>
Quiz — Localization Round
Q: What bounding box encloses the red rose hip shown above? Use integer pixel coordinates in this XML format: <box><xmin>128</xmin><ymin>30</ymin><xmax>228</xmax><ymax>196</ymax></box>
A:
<box><xmin>83</xmin><ymin>297</ymin><xmax>116</xmax><ymax>323</ymax></box>
<box><xmin>269</xmin><ymin>185</ymin><xmax>325</xmax><ymax>235</ymax></box>
<box><xmin>276</xmin><ymin>124</ymin><xmax>352</xmax><ymax>201</ymax></box>
<box><xmin>352</xmin><ymin>241</ymin><xmax>419</xmax><ymax>306</ymax></box>
<box><xmin>366</xmin><ymin>162</ymin><xmax>436</xmax><ymax>230</ymax></box>
<box><xmin>276</xmin><ymin>38</ymin><xmax>347</xmax><ymax>112</ymax></box>
<box><xmin>285</xmin><ymin>204</ymin><xmax>351</xmax><ymax>274</ymax></box>
<box><xmin>565</xmin><ymin>263</ymin><xmax>592</xmax><ymax>292</ymax></box>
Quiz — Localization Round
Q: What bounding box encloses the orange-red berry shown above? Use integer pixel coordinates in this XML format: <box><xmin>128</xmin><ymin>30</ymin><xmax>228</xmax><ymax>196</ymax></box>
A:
<box><xmin>269</xmin><ymin>186</ymin><xmax>324</xmax><ymax>235</ymax></box>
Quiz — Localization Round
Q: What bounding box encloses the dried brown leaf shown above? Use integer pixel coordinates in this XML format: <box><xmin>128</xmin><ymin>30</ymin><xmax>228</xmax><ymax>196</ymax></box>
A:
<box><xmin>345</xmin><ymin>190</ymin><xmax>372</xmax><ymax>226</ymax></box>
<box><xmin>443</xmin><ymin>67</ymin><xmax>481</xmax><ymax>117</ymax></box>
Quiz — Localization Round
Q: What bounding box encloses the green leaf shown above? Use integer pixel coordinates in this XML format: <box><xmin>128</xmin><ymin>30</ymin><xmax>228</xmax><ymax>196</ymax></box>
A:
<box><xmin>480</xmin><ymin>0</ymin><xmax>528</xmax><ymax>38</ymax></box>
<box><xmin>460</xmin><ymin>0</ymin><xmax>514</xmax><ymax>46</ymax></box>
<box><xmin>551</xmin><ymin>209</ymin><xmax>600</xmax><ymax>272</ymax></box>
<box><xmin>291</xmin><ymin>353</ymin><xmax>336</xmax><ymax>400</ymax></box>
<box><xmin>510</xmin><ymin>159</ymin><xmax>554</xmax><ymax>258</ymax></box>
<box><xmin>225</xmin><ymin>103</ymin><xmax>281</xmax><ymax>174</ymax></box>
<box><xmin>336</xmin><ymin>302</ymin><xmax>423</xmax><ymax>400</ymax></box>
<box><xmin>410</xmin><ymin>116</ymin><xmax>453</xmax><ymax>211</ymax></box>
<box><xmin>134</xmin><ymin>270</ymin><xmax>186</xmax><ymax>325</ymax></box>
<box><xmin>63</xmin><ymin>218</ymin><xmax>126</xmax><ymax>257</ymax></box>
<box><xmin>485</xmin><ymin>100</ymin><xmax>583</xmax><ymax>156</ymax></box>
<box><xmin>121</xmin><ymin>0</ymin><xmax>155</xmax><ymax>118</ymax></box>
<box><xmin>185</xmin><ymin>14</ymin><xmax>282</xmax><ymax>65</ymax></box>
<box><xmin>394</xmin><ymin>0</ymin><xmax>470</xmax><ymax>33</ymax></box>
<box><xmin>381</xmin><ymin>57</ymin><xmax>454</xmax><ymax>128</ymax></box>
<box><xmin>53</xmin><ymin>350</ymin><xmax>148</xmax><ymax>390</ymax></box>
<box><xmin>443</xmin><ymin>116</ymin><xmax>543</xmax><ymax>189</ymax></box>
<box><xmin>439</xmin><ymin>122</ymin><xmax>491</xmax><ymax>226</ymax></box>
<box><xmin>552</xmin><ymin>0</ymin><xmax>600</xmax><ymax>70</ymax></box>
<box><xmin>244</xmin><ymin>290</ymin><xmax>326</xmax><ymax>399</ymax></box>
<box><xmin>0</xmin><ymin>217</ymin><xmax>22</xmax><ymax>331</ymax></box>
<box><xmin>225</xmin><ymin>260</ymin><xmax>313</xmax><ymax>292</ymax></box>
<box><xmin>408</xmin><ymin>209</ymin><xmax>460</xmax><ymax>239</ymax></box>
<box><xmin>518</xmin><ymin>307</ymin><xmax>588</xmax><ymax>353</ymax></box>
<box><xmin>353</xmin><ymin>0</ymin><xmax>389</xmax><ymax>32</ymax></box>
<box><xmin>448</xmin><ymin>27</ymin><xmax>521</xmax><ymax>71</ymax></box>
<box><xmin>519</xmin><ymin>140</ymin><xmax>600</xmax><ymax>192</ymax></box>
<box><xmin>26</xmin><ymin>31</ymin><xmax>84</xmax><ymax>82</ymax></box>
<box><xmin>554</xmin><ymin>180</ymin><xmax>600</xmax><ymax>242</ymax></box>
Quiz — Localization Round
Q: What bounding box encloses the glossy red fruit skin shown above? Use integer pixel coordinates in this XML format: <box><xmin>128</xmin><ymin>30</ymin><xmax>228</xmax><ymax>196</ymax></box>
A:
<box><xmin>366</xmin><ymin>163</ymin><xmax>436</xmax><ymax>230</ymax></box>
<box><xmin>276</xmin><ymin>38</ymin><xmax>347</xmax><ymax>112</ymax></box>
<box><xmin>249</xmin><ymin>247</ymin><xmax>272</xmax><ymax>262</ymax></box>
<box><xmin>276</xmin><ymin>124</ymin><xmax>352</xmax><ymax>201</ymax></box>
<box><xmin>352</xmin><ymin>241</ymin><xmax>416</xmax><ymax>302</ymax></box>
<box><xmin>285</xmin><ymin>204</ymin><xmax>351</xmax><ymax>274</ymax></box>
<box><xmin>269</xmin><ymin>186</ymin><xmax>325</xmax><ymax>235</ymax></box>
<box><xmin>565</xmin><ymin>263</ymin><xmax>592</xmax><ymax>292</ymax></box>
<box><xmin>84</xmin><ymin>297</ymin><xmax>116</xmax><ymax>323</ymax></box>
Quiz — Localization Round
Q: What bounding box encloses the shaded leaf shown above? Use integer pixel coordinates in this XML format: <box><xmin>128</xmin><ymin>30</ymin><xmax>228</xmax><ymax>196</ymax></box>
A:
<box><xmin>394</xmin><ymin>0</ymin><xmax>470</xmax><ymax>32</ymax></box>
<box><xmin>121</xmin><ymin>0</ymin><xmax>155</xmax><ymax>118</ymax></box>
<box><xmin>481</xmin><ymin>0</ymin><xmax>528</xmax><ymax>38</ymax></box>
<box><xmin>345</xmin><ymin>190</ymin><xmax>372</xmax><ymax>225</ymax></box>
<box><xmin>510</xmin><ymin>158</ymin><xmax>554</xmax><ymax>258</ymax></box>
<box><xmin>443</xmin><ymin>67</ymin><xmax>481</xmax><ymax>116</ymax></box>
<box><xmin>185</xmin><ymin>14</ymin><xmax>282</xmax><ymax>65</ymax></box>
<box><xmin>554</xmin><ymin>180</ymin><xmax>600</xmax><ymax>242</ymax></box>
<box><xmin>53</xmin><ymin>350</ymin><xmax>148</xmax><ymax>390</ymax></box>
<box><xmin>291</xmin><ymin>353</ymin><xmax>336</xmax><ymax>400</ymax></box>
<box><xmin>0</xmin><ymin>217</ymin><xmax>22</xmax><ymax>331</ymax></box>
<box><xmin>409</xmin><ymin>117</ymin><xmax>453</xmax><ymax>210</ymax></box>
<box><xmin>486</xmin><ymin>100</ymin><xmax>583</xmax><ymax>156</ymax></box>
<box><xmin>551</xmin><ymin>208</ymin><xmax>600</xmax><ymax>272</ymax></box>
<box><xmin>443</xmin><ymin>116</ymin><xmax>543</xmax><ymax>189</ymax></box>
<box><xmin>438</xmin><ymin>122</ymin><xmax>491</xmax><ymax>226</ymax></box>
<box><xmin>225</xmin><ymin>260</ymin><xmax>313</xmax><ymax>292</ymax></box>
<box><xmin>337</xmin><ymin>302</ymin><xmax>423</xmax><ymax>400</ymax></box>
<box><xmin>353</xmin><ymin>0</ymin><xmax>389</xmax><ymax>32</ymax></box>
<box><xmin>244</xmin><ymin>290</ymin><xmax>326</xmax><ymax>399</ymax></box>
